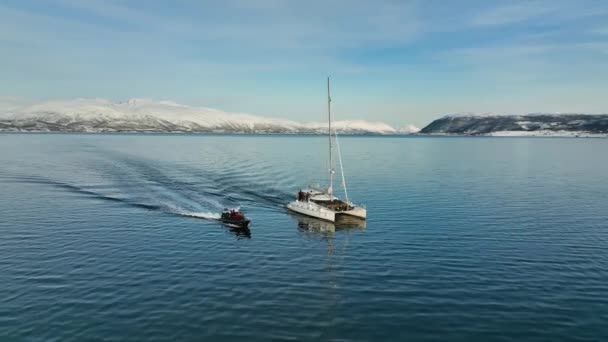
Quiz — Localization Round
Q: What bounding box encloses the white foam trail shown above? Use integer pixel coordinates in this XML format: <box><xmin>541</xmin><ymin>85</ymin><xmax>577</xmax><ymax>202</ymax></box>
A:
<box><xmin>177</xmin><ymin>211</ymin><xmax>221</xmax><ymax>220</ymax></box>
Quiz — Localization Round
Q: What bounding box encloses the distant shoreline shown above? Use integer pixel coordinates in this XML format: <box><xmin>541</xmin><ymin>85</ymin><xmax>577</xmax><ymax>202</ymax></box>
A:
<box><xmin>1</xmin><ymin>131</ymin><xmax>606</xmax><ymax>138</ymax></box>
<box><xmin>0</xmin><ymin>130</ymin><xmax>412</xmax><ymax>137</ymax></box>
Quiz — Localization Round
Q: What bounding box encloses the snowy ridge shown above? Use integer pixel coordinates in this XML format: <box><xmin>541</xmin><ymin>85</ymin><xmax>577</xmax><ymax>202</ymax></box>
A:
<box><xmin>421</xmin><ymin>113</ymin><xmax>608</xmax><ymax>136</ymax></box>
<box><xmin>441</xmin><ymin>112</ymin><xmax>502</xmax><ymax>119</ymax></box>
<box><xmin>0</xmin><ymin>98</ymin><xmax>418</xmax><ymax>135</ymax></box>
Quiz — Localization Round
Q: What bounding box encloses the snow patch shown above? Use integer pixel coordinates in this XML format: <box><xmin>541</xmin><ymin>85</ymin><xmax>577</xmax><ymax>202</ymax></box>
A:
<box><xmin>486</xmin><ymin>130</ymin><xmax>608</xmax><ymax>137</ymax></box>
<box><xmin>442</xmin><ymin>112</ymin><xmax>503</xmax><ymax>119</ymax></box>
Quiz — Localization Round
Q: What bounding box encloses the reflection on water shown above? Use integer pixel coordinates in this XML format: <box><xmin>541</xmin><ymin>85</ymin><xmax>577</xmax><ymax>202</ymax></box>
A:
<box><xmin>292</xmin><ymin>212</ymin><xmax>365</xmax><ymax>260</ymax></box>
<box><xmin>335</xmin><ymin>215</ymin><xmax>367</xmax><ymax>230</ymax></box>
<box><xmin>225</xmin><ymin>225</ymin><xmax>251</xmax><ymax>239</ymax></box>
<box><xmin>291</xmin><ymin>212</ymin><xmax>363</xmax><ymax>298</ymax></box>
<box><xmin>4</xmin><ymin>135</ymin><xmax>608</xmax><ymax>341</ymax></box>
<box><xmin>291</xmin><ymin>213</ymin><xmax>366</xmax><ymax>234</ymax></box>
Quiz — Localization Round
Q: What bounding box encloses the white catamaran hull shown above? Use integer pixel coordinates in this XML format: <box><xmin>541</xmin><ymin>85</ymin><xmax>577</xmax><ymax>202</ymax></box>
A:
<box><xmin>287</xmin><ymin>200</ymin><xmax>366</xmax><ymax>222</ymax></box>
<box><xmin>287</xmin><ymin>200</ymin><xmax>335</xmax><ymax>222</ymax></box>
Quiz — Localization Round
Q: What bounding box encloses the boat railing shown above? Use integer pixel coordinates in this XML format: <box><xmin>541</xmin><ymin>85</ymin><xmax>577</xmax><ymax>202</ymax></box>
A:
<box><xmin>349</xmin><ymin>202</ymin><xmax>366</xmax><ymax>209</ymax></box>
<box><xmin>307</xmin><ymin>183</ymin><xmax>325</xmax><ymax>193</ymax></box>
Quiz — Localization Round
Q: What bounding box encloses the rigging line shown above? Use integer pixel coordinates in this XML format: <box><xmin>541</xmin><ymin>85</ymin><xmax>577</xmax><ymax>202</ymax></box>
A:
<box><xmin>334</xmin><ymin>127</ymin><xmax>349</xmax><ymax>203</ymax></box>
<box><xmin>327</xmin><ymin>76</ymin><xmax>333</xmax><ymax>196</ymax></box>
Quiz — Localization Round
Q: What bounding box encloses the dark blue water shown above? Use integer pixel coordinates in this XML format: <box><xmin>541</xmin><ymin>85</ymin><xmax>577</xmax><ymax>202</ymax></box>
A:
<box><xmin>1</xmin><ymin>134</ymin><xmax>607</xmax><ymax>341</ymax></box>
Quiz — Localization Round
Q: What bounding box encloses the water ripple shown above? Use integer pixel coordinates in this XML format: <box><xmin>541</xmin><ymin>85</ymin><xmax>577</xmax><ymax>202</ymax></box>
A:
<box><xmin>1</xmin><ymin>134</ymin><xmax>608</xmax><ymax>341</ymax></box>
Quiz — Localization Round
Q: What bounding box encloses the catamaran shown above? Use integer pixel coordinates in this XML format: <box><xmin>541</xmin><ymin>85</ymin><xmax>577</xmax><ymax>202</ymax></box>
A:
<box><xmin>287</xmin><ymin>77</ymin><xmax>366</xmax><ymax>222</ymax></box>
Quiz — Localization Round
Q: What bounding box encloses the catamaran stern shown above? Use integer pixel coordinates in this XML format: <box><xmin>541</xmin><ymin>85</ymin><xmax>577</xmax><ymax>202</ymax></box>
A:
<box><xmin>337</xmin><ymin>206</ymin><xmax>366</xmax><ymax>220</ymax></box>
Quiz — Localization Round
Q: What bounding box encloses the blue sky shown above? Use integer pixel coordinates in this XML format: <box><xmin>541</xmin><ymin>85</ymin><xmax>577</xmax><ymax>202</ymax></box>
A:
<box><xmin>1</xmin><ymin>0</ymin><xmax>607</xmax><ymax>126</ymax></box>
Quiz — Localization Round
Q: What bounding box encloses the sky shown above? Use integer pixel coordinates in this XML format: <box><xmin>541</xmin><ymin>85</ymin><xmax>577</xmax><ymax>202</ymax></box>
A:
<box><xmin>1</xmin><ymin>0</ymin><xmax>607</xmax><ymax>127</ymax></box>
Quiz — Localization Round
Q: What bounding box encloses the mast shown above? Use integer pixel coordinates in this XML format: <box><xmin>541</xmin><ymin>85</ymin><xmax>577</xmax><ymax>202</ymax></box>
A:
<box><xmin>327</xmin><ymin>76</ymin><xmax>333</xmax><ymax>197</ymax></box>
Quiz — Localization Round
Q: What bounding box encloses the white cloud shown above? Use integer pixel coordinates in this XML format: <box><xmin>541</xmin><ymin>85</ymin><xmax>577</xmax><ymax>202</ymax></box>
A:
<box><xmin>55</xmin><ymin>0</ymin><xmax>421</xmax><ymax>50</ymax></box>
<box><xmin>471</xmin><ymin>0</ymin><xmax>608</xmax><ymax>27</ymax></box>
<box><xmin>471</xmin><ymin>1</ymin><xmax>560</xmax><ymax>26</ymax></box>
<box><xmin>590</xmin><ymin>26</ymin><xmax>608</xmax><ymax>35</ymax></box>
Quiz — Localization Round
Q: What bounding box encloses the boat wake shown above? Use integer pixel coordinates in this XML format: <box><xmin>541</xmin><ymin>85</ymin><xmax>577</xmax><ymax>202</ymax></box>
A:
<box><xmin>0</xmin><ymin>146</ymin><xmax>291</xmax><ymax>221</ymax></box>
<box><xmin>175</xmin><ymin>211</ymin><xmax>222</xmax><ymax>220</ymax></box>
<box><xmin>1</xmin><ymin>172</ymin><xmax>252</xmax><ymax>222</ymax></box>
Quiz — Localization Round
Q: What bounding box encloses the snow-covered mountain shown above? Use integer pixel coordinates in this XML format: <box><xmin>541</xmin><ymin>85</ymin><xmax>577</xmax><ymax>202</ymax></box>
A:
<box><xmin>397</xmin><ymin>124</ymin><xmax>421</xmax><ymax>134</ymax></box>
<box><xmin>420</xmin><ymin>113</ymin><xmax>608</xmax><ymax>136</ymax></box>
<box><xmin>0</xmin><ymin>98</ymin><xmax>416</xmax><ymax>135</ymax></box>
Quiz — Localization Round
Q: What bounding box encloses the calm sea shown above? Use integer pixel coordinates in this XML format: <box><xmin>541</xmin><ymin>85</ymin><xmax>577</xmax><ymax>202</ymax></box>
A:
<box><xmin>1</xmin><ymin>134</ymin><xmax>607</xmax><ymax>341</ymax></box>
